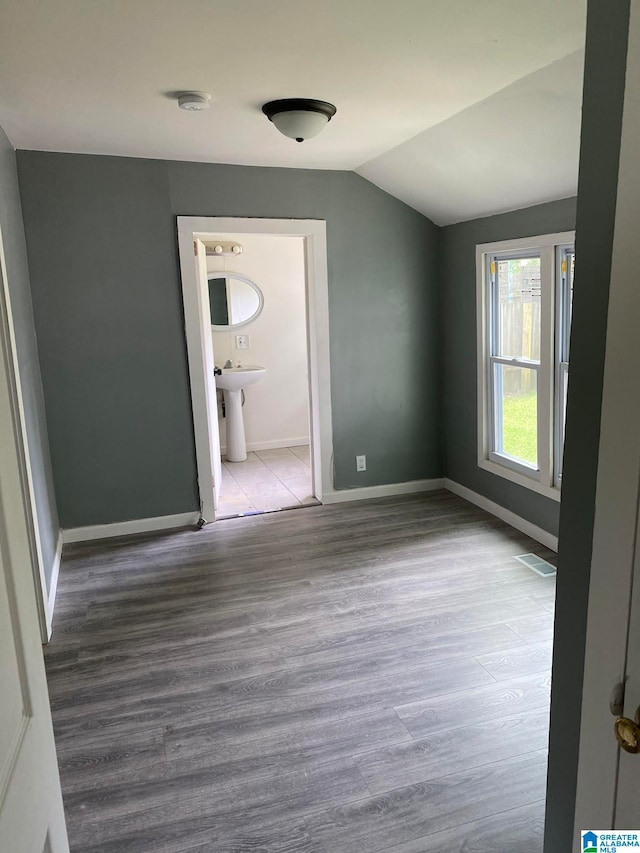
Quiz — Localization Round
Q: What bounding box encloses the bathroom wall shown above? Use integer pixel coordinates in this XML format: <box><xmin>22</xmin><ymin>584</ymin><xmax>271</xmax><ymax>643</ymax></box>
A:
<box><xmin>207</xmin><ymin>233</ymin><xmax>309</xmax><ymax>453</ymax></box>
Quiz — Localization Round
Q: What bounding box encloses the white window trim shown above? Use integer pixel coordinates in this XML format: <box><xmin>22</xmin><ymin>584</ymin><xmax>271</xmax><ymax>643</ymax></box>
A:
<box><xmin>554</xmin><ymin>244</ymin><xmax>574</xmax><ymax>487</ymax></box>
<box><xmin>476</xmin><ymin>231</ymin><xmax>575</xmax><ymax>503</ymax></box>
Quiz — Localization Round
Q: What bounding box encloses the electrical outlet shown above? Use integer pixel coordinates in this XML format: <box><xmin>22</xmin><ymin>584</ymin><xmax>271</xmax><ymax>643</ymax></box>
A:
<box><xmin>235</xmin><ymin>334</ymin><xmax>250</xmax><ymax>349</ymax></box>
<box><xmin>356</xmin><ymin>455</ymin><xmax>366</xmax><ymax>472</ymax></box>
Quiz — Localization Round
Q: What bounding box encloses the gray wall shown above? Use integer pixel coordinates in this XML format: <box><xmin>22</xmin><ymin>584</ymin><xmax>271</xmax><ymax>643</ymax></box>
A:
<box><xmin>440</xmin><ymin>197</ymin><xmax>577</xmax><ymax>538</ymax></box>
<box><xmin>0</xmin><ymin>125</ymin><xmax>59</xmax><ymax>590</ymax></box>
<box><xmin>17</xmin><ymin>153</ymin><xmax>441</xmax><ymax>528</ymax></box>
<box><xmin>545</xmin><ymin>1</ymin><xmax>631</xmax><ymax>849</ymax></box>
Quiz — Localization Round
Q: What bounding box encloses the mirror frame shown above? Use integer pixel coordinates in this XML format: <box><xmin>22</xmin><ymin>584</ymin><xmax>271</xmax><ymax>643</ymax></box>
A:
<box><xmin>208</xmin><ymin>271</ymin><xmax>264</xmax><ymax>330</ymax></box>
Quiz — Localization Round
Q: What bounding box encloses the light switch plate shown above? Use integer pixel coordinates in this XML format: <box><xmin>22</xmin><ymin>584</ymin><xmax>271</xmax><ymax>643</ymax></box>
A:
<box><xmin>235</xmin><ymin>334</ymin><xmax>250</xmax><ymax>349</ymax></box>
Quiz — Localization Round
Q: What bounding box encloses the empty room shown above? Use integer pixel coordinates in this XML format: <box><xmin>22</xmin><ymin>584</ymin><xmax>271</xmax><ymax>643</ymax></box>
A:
<box><xmin>1</xmin><ymin>1</ymin><xmax>639</xmax><ymax>852</ymax></box>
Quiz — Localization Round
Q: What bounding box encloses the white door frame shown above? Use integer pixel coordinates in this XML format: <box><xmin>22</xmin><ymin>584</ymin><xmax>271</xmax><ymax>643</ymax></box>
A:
<box><xmin>177</xmin><ymin>217</ymin><xmax>334</xmax><ymax>519</ymax></box>
<box><xmin>0</xmin><ymin>228</ymin><xmax>53</xmax><ymax>641</ymax></box>
<box><xmin>0</xmin><ymin>221</ymin><xmax>68</xmax><ymax>852</ymax></box>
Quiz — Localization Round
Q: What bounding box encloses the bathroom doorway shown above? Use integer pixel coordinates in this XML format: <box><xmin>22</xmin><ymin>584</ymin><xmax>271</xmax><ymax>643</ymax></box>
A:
<box><xmin>177</xmin><ymin>217</ymin><xmax>334</xmax><ymax>523</ymax></box>
<box><xmin>208</xmin><ymin>232</ymin><xmax>314</xmax><ymax>517</ymax></box>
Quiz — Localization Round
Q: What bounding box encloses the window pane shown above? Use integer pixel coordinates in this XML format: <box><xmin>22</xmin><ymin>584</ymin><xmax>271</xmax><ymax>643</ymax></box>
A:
<box><xmin>494</xmin><ymin>364</ymin><xmax>538</xmax><ymax>467</ymax></box>
<box><xmin>494</xmin><ymin>256</ymin><xmax>541</xmax><ymax>360</ymax></box>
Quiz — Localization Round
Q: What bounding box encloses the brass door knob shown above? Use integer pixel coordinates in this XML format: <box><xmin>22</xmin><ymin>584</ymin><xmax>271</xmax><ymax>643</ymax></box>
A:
<box><xmin>615</xmin><ymin>717</ymin><xmax>640</xmax><ymax>754</ymax></box>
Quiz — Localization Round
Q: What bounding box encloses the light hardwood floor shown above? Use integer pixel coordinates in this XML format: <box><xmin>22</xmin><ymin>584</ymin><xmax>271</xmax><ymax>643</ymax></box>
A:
<box><xmin>44</xmin><ymin>491</ymin><xmax>556</xmax><ymax>853</ymax></box>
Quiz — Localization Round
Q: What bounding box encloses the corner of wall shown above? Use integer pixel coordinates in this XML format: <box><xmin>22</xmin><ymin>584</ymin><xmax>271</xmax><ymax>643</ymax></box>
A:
<box><xmin>44</xmin><ymin>530</ymin><xmax>63</xmax><ymax>640</ymax></box>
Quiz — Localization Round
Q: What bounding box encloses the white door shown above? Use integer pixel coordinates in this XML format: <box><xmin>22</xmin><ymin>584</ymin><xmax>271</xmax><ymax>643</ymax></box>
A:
<box><xmin>0</xmin><ymin>253</ymin><xmax>68</xmax><ymax>850</ymax></box>
<box><xmin>194</xmin><ymin>238</ymin><xmax>222</xmax><ymax>511</ymax></box>
<box><xmin>615</xmin><ymin>511</ymin><xmax>640</xmax><ymax>827</ymax></box>
<box><xmin>0</xmin><ymin>231</ymin><xmax>50</xmax><ymax>642</ymax></box>
<box><xmin>177</xmin><ymin>231</ymin><xmax>221</xmax><ymax>519</ymax></box>
<box><xmin>573</xmin><ymin>0</ymin><xmax>640</xmax><ymax>842</ymax></box>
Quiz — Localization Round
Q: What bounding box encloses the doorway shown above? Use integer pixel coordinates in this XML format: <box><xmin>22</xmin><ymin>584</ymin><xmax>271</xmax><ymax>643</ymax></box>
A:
<box><xmin>0</xmin><ymin>225</ymin><xmax>53</xmax><ymax>642</ymax></box>
<box><xmin>177</xmin><ymin>217</ymin><xmax>333</xmax><ymax>523</ymax></box>
<box><xmin>206</xmin><ymin>232</ymin><xmax>315</xmax><ymax>518</ymax></box>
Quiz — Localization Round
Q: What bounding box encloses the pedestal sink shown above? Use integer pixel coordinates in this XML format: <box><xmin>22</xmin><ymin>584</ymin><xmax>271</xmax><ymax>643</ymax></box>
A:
<box><xmin>215</xmin><ymin>366</ymin><xmax>266</xmax><ymax>462</ymax></box>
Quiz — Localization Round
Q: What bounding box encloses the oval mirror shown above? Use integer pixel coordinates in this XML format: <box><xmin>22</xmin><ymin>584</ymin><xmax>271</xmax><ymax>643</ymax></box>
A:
<box><xmin>208</xmin><ymin>272</ymin><xmax>264</xmax><ymax>330</ymax></box>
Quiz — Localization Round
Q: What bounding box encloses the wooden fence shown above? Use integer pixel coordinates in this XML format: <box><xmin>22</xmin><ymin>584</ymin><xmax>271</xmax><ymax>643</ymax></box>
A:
<box><xmin>500</xmin><ymin>301</ymin><xmax>541</xmax><ymax>395</ymax></box>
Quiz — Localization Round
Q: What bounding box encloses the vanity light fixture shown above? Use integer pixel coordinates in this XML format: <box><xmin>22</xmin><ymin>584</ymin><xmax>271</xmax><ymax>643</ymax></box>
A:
<box><xmin>262</xmin><ymin>98</ymin><xmax>336</xmax><ymax>142</ymax></box>
<box><xmin>177</xmin><ymin>91</ymin><xmax>211</xmax><ymax>111</ymax></box>
<box><xmin>205</xmin><ymin>241</ymin><xmax>243</xmax><ymax>256</ymax></box>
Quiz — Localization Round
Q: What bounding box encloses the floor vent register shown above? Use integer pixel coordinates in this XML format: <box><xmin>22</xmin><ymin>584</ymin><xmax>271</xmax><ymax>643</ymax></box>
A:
<box><xmin>514</xmin><ymin>552</ymin><xmax>557</xmax><ymax>577</ymax></box>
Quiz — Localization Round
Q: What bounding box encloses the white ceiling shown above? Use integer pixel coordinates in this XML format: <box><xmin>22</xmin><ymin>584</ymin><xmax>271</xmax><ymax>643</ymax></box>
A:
<box><xmin>0</xmin><ymin>0</ymin><xmax>586</xmax><ymax>224</ymax></box>
<box><xmin>358</xmin><ymin>50</ymin><xmax>585</xmax><ymax>225</ymax></box>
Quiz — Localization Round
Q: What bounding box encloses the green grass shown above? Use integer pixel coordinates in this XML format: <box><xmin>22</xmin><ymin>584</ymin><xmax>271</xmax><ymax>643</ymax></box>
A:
<box><xmin>502</xmin><ymin>390</ymin><xmax>537</xmax><ymax>465</ymax></box>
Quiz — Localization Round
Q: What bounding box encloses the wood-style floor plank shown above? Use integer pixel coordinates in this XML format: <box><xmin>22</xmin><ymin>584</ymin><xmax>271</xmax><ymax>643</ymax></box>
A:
<box><xmin>304</xmin><ymin>751</ymin><xmax>548</xmax><ymax>853</ymax></box>
<box><xmin>73</xmin><ymin>757</ymin><xmax>368</xmax><ymax>851</ymax></box>
<box><xmin>355</xmin><ymin>708</ymin><xmax>549</xmax><ymax>794</ymax></box>
<box><xmin>382</xmin><ymin>801</ymin><xmax>545</xmax><ymax>853</ymax></box>
<box><xmin>395</xmin><ymin>671</ymin><xmax>552</xmax><ymax>738</ymax></box>
<box><xmin>164</xmin><ymin>707</ymin><xmax>411</xmax><ymax>780</ymax></box>
<box><xmin>45</xmin><ymin>492</ymin><xmax>555</xmax><ymax>852</ymax></box>
<box><xmin>475</xmin><ymin>640</ymin><xmax>553</xmax><ymax>681</ymax></box>
<box><xmin>506</xmin><ymin>612</ymin><xmax>555</xmax><ymax>645</ymax></box>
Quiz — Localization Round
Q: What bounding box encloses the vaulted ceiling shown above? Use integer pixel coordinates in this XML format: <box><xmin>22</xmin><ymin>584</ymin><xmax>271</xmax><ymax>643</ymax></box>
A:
<box><xmin>0</xmin><ymin>0</ymin><xmax>586</xmax><ymax>225</ymax></box>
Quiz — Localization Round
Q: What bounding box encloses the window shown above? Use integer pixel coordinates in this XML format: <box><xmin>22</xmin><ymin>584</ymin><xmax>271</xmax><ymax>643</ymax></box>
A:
<box><xmin>476</xmin><ymin>232</ymin><xmax>575</xmax><ymax>500</ymax></box>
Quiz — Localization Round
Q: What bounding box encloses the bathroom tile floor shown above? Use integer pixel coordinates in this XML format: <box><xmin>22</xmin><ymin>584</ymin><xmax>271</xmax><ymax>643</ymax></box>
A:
<box><xmin>217</xmin><ymin>445</ymin><xmax>318</xmax><ymax>518</ymax></box>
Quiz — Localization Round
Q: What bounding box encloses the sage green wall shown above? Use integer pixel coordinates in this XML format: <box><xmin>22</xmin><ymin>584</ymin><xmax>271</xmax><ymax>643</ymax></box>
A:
<box><xmin>17</xmin><ymin>152</ymin><xmax>441</xmax><ymax>528</ymax></box>
<box><xmin>440</xmin><ymin>196</ymin><xmax>577</xmax><ymax>538</ymax></box>
<box><xmin>0</xmin><ymin>125</ymin><xmax>59</xmax><ymax>589</ymax></box>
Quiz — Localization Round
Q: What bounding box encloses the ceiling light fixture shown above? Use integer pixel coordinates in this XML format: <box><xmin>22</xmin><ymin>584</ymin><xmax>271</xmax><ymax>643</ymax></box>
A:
<box><xmin>177</xmin><ymin>91</ymin><xmax>211</xmax><ymax>111</ymax></box>
<box><xmin>262</xmin><ymin>98</ymin><xmax>336</xmax><ymax>143</ymax></box>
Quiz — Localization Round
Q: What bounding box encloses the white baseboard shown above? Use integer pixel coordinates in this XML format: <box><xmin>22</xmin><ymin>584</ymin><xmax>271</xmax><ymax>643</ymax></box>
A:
<box><xmin>444</xmin><ymin>478</ymin><xmax>558</xmax><ymax>552</ymax></box>
<box><xmin>322</xmin><ymin>478</ymin><xmax>445</xmax><ymax>504</ymax></box>
<box><xmin>47</xmin><ymin>531</ymin><xmax>62</xmax><ymax>612</ymax></box>
<box><xmin>220</xmin><ymin>436</ymin><xmax>309</xmax><ymax>454</ymax></box>
<box><xmin>59</xmin><ymin>478</ymin><xmax>556</xmax><ymax>558</ymax></box>
<box><xmin>61</xmin><ymin>511</ymin><xmax>201</xmax><ymax>544</ymax></box>
<box><xmin>44</xmin><ymin>531</ymin><xmax>63</xmax><ymax>639</ymax></box>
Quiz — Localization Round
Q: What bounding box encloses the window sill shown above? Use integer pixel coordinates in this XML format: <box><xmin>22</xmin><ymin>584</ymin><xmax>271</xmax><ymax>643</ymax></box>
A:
<box><xmin>478</xmin><ymin>458</ymin><xmax>561</xmax><ymax>502</ymax></box>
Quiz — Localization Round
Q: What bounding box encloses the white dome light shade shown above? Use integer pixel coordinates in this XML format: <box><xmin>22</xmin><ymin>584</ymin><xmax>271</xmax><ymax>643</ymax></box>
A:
<box><xmin>272</xmin><ymin>110</ymin><xmax>329</xmax><ymax>141</ymax></box>
<box><xmin>262</xmin><ymin>99</ymin><xmax>336</xmax><ymax>143</ymax></box>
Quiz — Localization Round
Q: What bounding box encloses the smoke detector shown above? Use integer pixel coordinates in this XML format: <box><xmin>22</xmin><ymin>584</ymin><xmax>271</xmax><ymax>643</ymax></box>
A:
<box><xmin>177</xmin><ymin>91</ymin><xmax>211</xmax><ymax>111</ymax></box>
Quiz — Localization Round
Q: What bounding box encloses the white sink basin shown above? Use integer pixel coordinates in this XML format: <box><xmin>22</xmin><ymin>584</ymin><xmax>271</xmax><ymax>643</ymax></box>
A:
<box><xmin>216</xmin><ymin>365</ymin><xmax>266</xmax><ymax>392</ymax></box>
<box><xmin>215</xmin><ymin>365</ymin><xmax>266</xmax><ymax>463</ymax></box>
